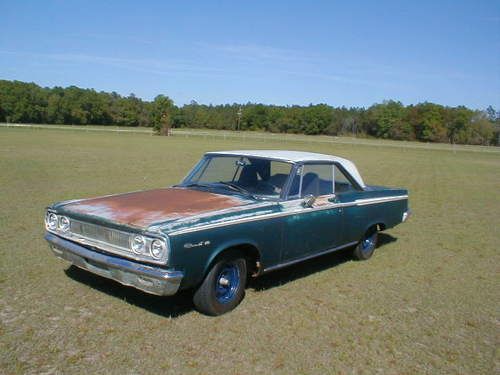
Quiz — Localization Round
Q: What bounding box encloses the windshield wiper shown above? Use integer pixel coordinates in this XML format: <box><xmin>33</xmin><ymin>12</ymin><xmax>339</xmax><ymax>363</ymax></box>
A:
<box><xmin>176</xmin><ymin>182</ymin><xmax>213</xmax><ymax>189</ymax></box>
<box><xmin>217</xmin><ymin>181</ymin><xmax>258</xmax><ymax>199</ymax></box>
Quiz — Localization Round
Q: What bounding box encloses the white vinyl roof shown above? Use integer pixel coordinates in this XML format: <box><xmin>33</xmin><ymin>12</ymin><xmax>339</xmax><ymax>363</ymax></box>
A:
<box><xmin>205</xmin><ymin>150</ymin><xmax>366</xmax><ymax>187</ymax></box>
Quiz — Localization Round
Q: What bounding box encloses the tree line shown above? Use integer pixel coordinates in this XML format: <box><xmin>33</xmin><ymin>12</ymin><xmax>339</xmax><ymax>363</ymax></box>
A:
<box><xmin>1</xmin><ymin>79</ymin><xmax>498</xmax><ymax>145</ymax></box>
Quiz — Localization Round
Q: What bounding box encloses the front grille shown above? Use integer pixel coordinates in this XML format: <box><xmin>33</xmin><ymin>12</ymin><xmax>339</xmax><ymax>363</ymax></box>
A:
<box><xmin>70</xmin><ymin>220</ymin><xmax>130</xmax><ymax>250</ymax></box>
<box><xmin>47</xmin><ymin>216</ymin><xmax>168</xmax><ymax>265</ymax></box>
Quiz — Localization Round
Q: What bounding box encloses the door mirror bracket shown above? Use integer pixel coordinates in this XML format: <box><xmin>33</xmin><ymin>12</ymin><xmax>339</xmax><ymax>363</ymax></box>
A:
<box><xmin>301</xmin><ymin>194</ymin><xmax>316</xmax><ymax>208</ymax></box>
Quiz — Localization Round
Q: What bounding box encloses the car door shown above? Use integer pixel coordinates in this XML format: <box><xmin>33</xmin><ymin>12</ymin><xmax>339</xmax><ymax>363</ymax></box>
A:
<box><xmin>332</xmin><ymin>163</ymin><xmax>368</xmax><ymax>244</ymax></box>
<box><xmin>280</xmin><ymin>163</ymin><xmax>344</xmax><ymax>262</ymax></box>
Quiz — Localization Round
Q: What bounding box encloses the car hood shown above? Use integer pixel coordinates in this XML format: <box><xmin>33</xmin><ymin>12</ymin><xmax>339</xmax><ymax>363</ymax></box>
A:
<box><xmin>57</xmin><ymin>187</ymin><xmax>257</xmax><ymax>229</ymax></box>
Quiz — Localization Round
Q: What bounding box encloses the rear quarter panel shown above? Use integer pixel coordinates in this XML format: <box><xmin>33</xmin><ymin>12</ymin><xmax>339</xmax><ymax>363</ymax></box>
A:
<box><xmin>338</xmin><ymin>187</ymin><xmax>408</xmax><ymax>243</ymax></box>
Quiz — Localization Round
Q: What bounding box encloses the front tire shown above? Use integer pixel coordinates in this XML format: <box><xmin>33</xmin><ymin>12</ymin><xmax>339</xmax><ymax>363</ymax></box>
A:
<box><xmin>353</xmin><ymin>227</ymin><xmax>378</xmax><ymax>260</ymax></box>
<box><xmin>193</xmin><ymin>253</ymin><xmax>247</xmax><ymax>316</ymax></box>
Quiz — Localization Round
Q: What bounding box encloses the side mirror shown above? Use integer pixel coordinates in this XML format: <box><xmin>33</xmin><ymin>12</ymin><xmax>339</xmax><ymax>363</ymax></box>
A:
<box><xmin>301</xmin><ymin>194</ymin><xmax>316</xmax><ymax>208</ymax></box>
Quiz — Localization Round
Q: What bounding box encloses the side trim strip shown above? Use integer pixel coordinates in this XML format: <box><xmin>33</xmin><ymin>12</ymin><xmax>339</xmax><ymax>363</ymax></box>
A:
<box><xmin>148</xmin><ymin>201</ymin><xmax>276</xmax><ymax>231</ymax></box>
<box><xmin>262</xmin><ymin>241</ymin><xmax>358</xmax><ymax>273</ymax></box>
<box><xmin>168</xmin><ymin>195</ymin><xmax>408</xmax><ymax>236</ymax></box>
<box><xmin>355</xmin><ymin>195</ymin><xmax>408</xmax><ymax>206</ymax></box>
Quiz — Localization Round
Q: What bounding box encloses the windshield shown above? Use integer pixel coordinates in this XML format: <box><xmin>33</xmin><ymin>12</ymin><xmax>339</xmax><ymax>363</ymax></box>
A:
<box><xmin>182</xmin><ymin>155</ymin><xmax>293</xmax><ymax>198</ymax></box>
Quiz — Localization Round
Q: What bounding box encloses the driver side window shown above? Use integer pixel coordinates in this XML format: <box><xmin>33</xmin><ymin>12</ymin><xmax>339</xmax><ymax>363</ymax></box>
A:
<box><xmin>289</xmin><ymin>163</ymin><xmax>334</xmax><ymax>198</ymax></box>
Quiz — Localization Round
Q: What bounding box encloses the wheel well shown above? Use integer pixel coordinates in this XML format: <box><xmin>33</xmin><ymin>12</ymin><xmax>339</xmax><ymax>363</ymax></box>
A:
<box><xmin>364</xmin><ymin>223</ymin><xmax>385</xmax><ymax>237</ymax></box>
<box><xmin>210</xmin><ymin>244</ymin><xmax>261</xmax><ymax>277</ymax></box>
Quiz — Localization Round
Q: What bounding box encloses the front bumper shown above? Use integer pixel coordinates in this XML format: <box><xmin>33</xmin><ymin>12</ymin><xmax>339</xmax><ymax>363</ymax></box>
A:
<box><xmin>45</xmin><ymin>232</ymin><xmax>183</xmax><ymax>296</ymax></box>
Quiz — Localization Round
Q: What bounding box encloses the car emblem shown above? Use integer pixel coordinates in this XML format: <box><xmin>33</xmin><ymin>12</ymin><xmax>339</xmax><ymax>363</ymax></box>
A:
<box><xmin>184</xmin><ymin>241</ymin><xmax>211</xmax><ymax>249</ymax></box>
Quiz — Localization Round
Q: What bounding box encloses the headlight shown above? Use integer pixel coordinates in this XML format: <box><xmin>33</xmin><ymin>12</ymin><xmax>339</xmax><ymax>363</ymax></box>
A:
<box><xmin>150</xmin><ymin>239</ymin><xmax>166</xmax><ymax>259</ymax></box>
<box><xmin>130</xmin><ymin>235</ymin><xmax>146</xmax><ymax>254</ymax></box>
<box><xmin>58</xmin><ymin>216</ymin><xmax>70</xmax><ymax>232</ymax></box>
<box><xmin>46</xmin><ymin>213</ymin><xmax>58</xmax><ymax>230</ymax></box>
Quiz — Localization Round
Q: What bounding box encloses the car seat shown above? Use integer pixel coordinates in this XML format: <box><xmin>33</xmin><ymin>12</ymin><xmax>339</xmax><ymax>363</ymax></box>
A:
<box><xmin>238</xmin><ymin>165</ymin><xmax>258</xmax><ymax>188</ymax></box>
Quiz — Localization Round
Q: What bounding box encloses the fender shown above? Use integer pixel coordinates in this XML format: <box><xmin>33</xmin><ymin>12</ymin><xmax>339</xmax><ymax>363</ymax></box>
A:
<box><xmin>202</xmin><ymin>237</ymin><xmax>262</xmax><ymax>278</ymax></box>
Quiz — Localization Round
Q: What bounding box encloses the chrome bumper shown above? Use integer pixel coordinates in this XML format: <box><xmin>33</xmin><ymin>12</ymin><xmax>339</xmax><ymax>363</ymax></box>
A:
<box><xmin>45</xmin><ymin>232</ymin><xmax>183</xmax><ymax>296</ymax></box>
<box><xmin>402</xmin><ymin>209</ymin><xmax>412</xmax><ymax>222</ymax></box>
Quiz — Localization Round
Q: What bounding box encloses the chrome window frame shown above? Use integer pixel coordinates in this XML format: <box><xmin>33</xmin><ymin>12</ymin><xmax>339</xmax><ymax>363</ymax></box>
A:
<box><xmin>284</xmin><ymin>161</ymin><xmax>338</xmax><ymax>200</ymax></box>
<box><xmin>181</xmin><ymin>154</ymin><xmax>296</xmax><ymax>201</ymax></box>
<box><xmin>181</xmin><ymin>154</ymin><xmax>365</xmax><ymax>202</ymax></box>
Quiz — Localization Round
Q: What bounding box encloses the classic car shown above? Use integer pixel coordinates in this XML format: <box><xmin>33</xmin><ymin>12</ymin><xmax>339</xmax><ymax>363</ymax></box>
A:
<box><xmin>45</xmin><ymin>150</ymin><xmax>410</xmax><ymax>315</ymax></box>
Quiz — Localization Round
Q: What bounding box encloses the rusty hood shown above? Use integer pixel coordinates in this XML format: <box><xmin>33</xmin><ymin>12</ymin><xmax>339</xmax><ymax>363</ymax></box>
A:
<box><xmin>59</xmin><ymin>188</ymin><xmax>254</xmax><ymax>228</ymax></box>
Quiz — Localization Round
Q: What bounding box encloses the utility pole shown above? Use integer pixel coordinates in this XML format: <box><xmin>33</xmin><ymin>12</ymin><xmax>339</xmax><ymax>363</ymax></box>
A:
<box><xmin>236</xmin><ymin>106</ymin><xmax>242</xmax><ymax>131</ymax></box>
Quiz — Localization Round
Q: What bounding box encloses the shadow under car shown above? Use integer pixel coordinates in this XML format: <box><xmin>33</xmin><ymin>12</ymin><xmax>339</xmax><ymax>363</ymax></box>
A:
<box><xmin>64</xmin><ymin>233</ymin><xmax>397</xmax><ymax>316</ymax></box>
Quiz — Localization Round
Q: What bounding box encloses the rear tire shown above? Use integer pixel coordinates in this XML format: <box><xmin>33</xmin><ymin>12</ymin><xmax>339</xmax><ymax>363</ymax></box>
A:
<box><xmin>193</xmin><ymin>253</ymin><xmax>247</xmax><ymax>316</ymax></box>
<box><xmin>353</xmin><ymin>227</ymin><xmax>378</xmax><ymax>260</ymax></box>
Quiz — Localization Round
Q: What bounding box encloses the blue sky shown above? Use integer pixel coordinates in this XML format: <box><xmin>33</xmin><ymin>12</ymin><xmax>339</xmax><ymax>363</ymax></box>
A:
<box><xmin>0</xmin><ymin>1</ymin><xmax>499</xmax><ymax>108</ymax></box>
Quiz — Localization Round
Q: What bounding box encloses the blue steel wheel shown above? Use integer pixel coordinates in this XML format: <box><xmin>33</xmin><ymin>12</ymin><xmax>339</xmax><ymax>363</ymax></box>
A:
<box><xmin>193</xmin><ymin>254</ymin><xmax>247</xmax><ymax>316</ymax></box>
<box><xmin>361</xmin><ymin>232</ymin><xmax>377</xmax><ymax>253</ymax></box>
<box><xmin>215</xmin><ymin>263</ymin><xmax>241</xmax><ymax>304</ymax></box>
<box><xmin>353</xmin><ymin>228</ymin><xmax>378</xmax><ymax>260</ymax></box>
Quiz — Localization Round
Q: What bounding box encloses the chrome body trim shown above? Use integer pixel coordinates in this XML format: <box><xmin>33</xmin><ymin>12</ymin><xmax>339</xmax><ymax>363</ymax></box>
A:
<box><xmin>262</xmin><ymin>241</ymin><xmax>358</xmax><ymax>273</ymax></box>
<box><xmin>45</xmin><ymin>232</ymin><xmax>183</xmax><ymax>296</ymax></box>
<box><xmin>147</xmin><ymin>201</ymin><xmax>276</xmax><ymax>231</ymax></box>
<box><xmin>168</xmin><ymin>195</ymin><xmax>408</xmax><ymax>236</ymax></box>
<box><xmin>355</xmin><ymin>195</ymin><xmax>408</xmax><ymax>206</ymax></box>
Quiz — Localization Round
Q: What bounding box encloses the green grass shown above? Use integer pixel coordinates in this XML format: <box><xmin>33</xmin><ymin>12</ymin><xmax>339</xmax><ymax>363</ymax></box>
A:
<box><xmin>0</xmin><ymin>127</ymin><xmax>499</xmax><ymax>374</ymax></box>
<box><xmin>3</xmin><ymin>122</ymin><xmax>499</xmax><ymax>153</ymax></box>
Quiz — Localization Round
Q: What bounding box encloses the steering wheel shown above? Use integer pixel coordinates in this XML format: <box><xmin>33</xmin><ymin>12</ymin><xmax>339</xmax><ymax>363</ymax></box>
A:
<box><xmin>256</xmin><ymin>180</ymin><xmax>279</xmax><ymax>194</ymax></box>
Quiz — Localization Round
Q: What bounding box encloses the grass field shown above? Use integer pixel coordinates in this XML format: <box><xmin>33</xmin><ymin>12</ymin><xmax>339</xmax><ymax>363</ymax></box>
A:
<box><xmin>3</xmin><ymin>123</ymin><xmax>499</xmax><ymax>154</ymax></box>
<box><xmin>0</xmin><ymin>127</ymin><xmax>499</xmax><ymax>374</ymax></box>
